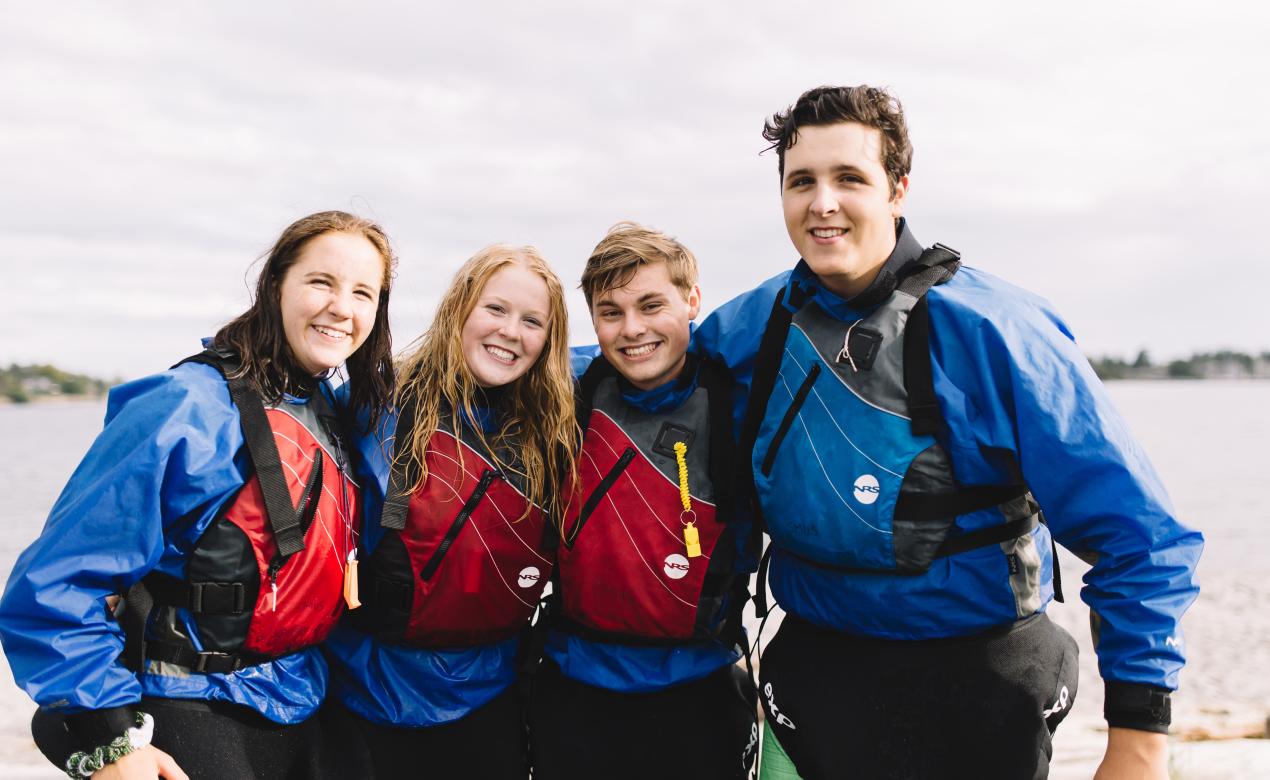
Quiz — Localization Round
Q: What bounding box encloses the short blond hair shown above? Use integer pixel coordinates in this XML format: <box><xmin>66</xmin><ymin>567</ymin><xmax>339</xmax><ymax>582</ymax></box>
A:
<box><xmin>580</xmin><ymin>222</ymin><xmax>698</xmax><ymax>307</ymax></box>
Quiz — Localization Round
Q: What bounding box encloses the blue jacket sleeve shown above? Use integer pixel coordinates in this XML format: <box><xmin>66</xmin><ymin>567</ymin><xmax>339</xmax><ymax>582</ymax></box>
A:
<box><xmin>692</xmin><ymin>272</ymin><xmax>790</xmax><ymax>431</ymax></box>
<box><xmin>927</xmin><ymin>271</ymin><xmax>1202</xmax><ymax>691</ymax></box>
<box><xmin>0</xmin><ymin>366</ymin><xmax>246</xmax><ymax>712</ymax></box>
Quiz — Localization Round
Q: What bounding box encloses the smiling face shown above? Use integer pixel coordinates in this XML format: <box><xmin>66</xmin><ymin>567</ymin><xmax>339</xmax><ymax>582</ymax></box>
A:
<box><xmin>782</xmin><ymin>121</ymin><xmax>908</xmax><ymax>299</ymax></box>
<box><xmin>278</xmin><ymin>230</ymin><xmax>384</xmax><ymax>376</ymax></box>
<box><xmin>591</xmin><ymin>261</ymin><xmax>701</xmax><ymax>391</ymax></box>
<box><xmin>461</xmin><ymin>262</ymin><xmax>551</xmax><ymax>388</ymax></box>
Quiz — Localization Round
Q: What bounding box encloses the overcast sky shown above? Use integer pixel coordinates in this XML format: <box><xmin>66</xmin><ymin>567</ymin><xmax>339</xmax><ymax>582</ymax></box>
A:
<box><xmin>3</xmin><ymin>0</ymin><xmax>1267</xmax><ymax>380</ymax></box>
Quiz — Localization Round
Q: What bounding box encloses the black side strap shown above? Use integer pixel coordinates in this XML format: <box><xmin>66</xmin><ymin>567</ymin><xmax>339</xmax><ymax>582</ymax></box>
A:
<box><xmin>141</xmin><ymin>572</ymin><xmax>247</xmax><ymax>615</ymax></box>
<box><xmin>934</xmin><ymin>513</ymin><xmax>1039</xmax><ymax>559</ymax></box>
<box><xmin>142</xmin><ymin>638</ymin><xmax>262</xmax><ymax>674</ymax></box>
<box><xmin>895</xmin><ymin>483</ymin><xmax>1030</xmax><ymax>523</ymax></box>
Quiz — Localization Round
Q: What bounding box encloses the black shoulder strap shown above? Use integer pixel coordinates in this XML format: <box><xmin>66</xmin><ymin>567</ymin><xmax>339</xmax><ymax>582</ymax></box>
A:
<box><xmin>174</xmin><ymin>350</ymin><xmax>306</xmax><ymax>558</ymax></box>
<box><xmin>899</xmin><ymin>244</ymin><xmax>961</xmax><ymax>437</ymax></box>
<box><xmin>894</xmin><ymin>249</ymin><xmax>1065</xmax><ymax>600</ymax></box>
<box><xmin>738</xmin><ymin>288</ymin><xmax>802</xmax><ymax>466</ymax></box>
<box><xmin>574</xmin><ymin>354</ymin><xmax>619</xmax><ymax>433</ymax></box>
<box><xmin>695</xmin><ymin>357</ymin><xmax>738</xmax><ymax>523</ymax></box>
<box><xmin>380</xmin><ymin>394</ymin><xmax>418</xmax><ymax>531</ymax></box>
<box><xmin>736</xmin><ymin>287</ymin><xmax>806</xmax><ymax>556</ymax></box>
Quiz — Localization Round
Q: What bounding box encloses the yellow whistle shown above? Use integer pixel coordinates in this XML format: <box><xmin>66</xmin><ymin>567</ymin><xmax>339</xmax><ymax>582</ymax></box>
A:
<box><xmin>683</xmin><ymin>523</ymin><xmax>702</xmax><ymax>558</ymax></box>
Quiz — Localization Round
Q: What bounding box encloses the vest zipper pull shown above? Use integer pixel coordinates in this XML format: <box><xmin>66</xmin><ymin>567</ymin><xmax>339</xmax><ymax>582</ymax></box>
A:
<box><xmin>268</xmin><ymin>558</ymin><xmax>282</xmax><ymax>612</ymax></box>
<box><xmin>343</xmin><ymin>549</ymin><xmax>361</xmax><ymax>609</ymax></box>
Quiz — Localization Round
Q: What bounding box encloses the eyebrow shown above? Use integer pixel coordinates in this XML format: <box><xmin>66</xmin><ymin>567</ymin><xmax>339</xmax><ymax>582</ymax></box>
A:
<box><xmin>595</xmin><ymin>291</ymin><xmax>667</xmax><ymax>308</ymax></box>
<box><xmin>485</xmin><ymin>293</ymin><xmax>548</xmax><ymax>319</ymax></box>
<box><xmin>784</xmin><ymin>163</ymin><xmax>868</xmax><ymax>182</ymax></box>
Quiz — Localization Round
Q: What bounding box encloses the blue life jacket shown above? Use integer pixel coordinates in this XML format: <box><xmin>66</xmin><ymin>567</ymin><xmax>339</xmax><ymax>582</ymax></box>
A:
<box><xmin>741</xmin><ymin>247</ymin><xmax>1058</xmax><ymax>613</ymax></box>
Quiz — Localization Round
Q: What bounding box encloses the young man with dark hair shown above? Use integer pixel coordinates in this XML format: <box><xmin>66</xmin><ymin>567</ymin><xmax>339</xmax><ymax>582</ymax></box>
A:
<box><xmin>528</xmin><ymin>222</ymin><xmax>757</xmax><ymax>779</ymax></box>
<box><xmin>695</xmin><ymin>85</ymin><xmax>1202</xmax><ymax>779</ymax></box>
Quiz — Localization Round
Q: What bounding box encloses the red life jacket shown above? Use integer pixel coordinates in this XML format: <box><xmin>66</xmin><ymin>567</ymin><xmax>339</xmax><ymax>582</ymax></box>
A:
<box><xmin>127</xmin><ymin>351</ymin><xmax>359</xmax><ymax>674</ymax></box>
<box><xmin>555</xmin><ymin>357</ymin><xmax>742</xmax><ymax>644</ymax></box>
<box><xmin>356</xmin><ymin>408</ymin><xmax>554</xmax><ymax>648</ymax></box>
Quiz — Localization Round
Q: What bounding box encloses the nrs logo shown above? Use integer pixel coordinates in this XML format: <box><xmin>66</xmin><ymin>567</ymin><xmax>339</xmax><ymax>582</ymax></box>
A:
<box><xmin>663</xmin><ymin>553</ymin><xmax>690</xmax><ymax>580</ymax></box>
<box><xmin>517</xmin><ymin>566</ymin><xmax>540</xmax><ymax>589</ymax></box>
<box><xmin>853</xmin><ymin>474</ymin><xmax>880</xmax><ymax>505</ymax></box>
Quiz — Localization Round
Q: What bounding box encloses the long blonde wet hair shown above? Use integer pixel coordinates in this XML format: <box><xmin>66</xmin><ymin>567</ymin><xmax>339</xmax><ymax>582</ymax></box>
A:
<box><xmin>394</xmin><ymin>244</ymin><xmax>577</xmax><ymax>523</ymax></box>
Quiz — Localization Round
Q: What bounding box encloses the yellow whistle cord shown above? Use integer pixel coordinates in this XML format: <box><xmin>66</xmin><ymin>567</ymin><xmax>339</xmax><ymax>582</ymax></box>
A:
<box><xmin>673</xmin><ymin>442</ymin><xmax>702</xmax><ymax>558</ymax></box>
<box><xmin>673</xmin><ymin>442</ymin><xmax>691</xmax><ymax>512</ymax></box>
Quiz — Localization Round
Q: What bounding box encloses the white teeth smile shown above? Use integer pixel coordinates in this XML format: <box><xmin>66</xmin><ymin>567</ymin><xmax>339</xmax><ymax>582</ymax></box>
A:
<box><xmin>313</xmin><ymin>325</ymin><xmax>347</xmax><ymax>340</ymax></box>
<box><xmin>621</xmin><ymin>343</ymin><xmax>658</xmax><ymax>357</ymax></box>
<box><xmin>485</xmin><ymin>345</ymin><xmax>515</xmax><ymax>363</ymax></box>
<box><xmin>812</xmin><ymin>228</ymin><xmax>847</xmax><ymax>238</ymax></box>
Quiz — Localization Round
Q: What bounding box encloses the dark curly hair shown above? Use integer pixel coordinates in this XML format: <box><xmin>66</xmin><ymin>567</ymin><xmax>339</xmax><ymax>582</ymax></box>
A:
<box><xmin>762</xmin><ymin>85</ymin><xmax>913</xmax><ymax>197</ymax></box>
<box><xmin>211</xmin><ymin>210</ymin><xmax>396</xmax><ymax>428</ymax></box>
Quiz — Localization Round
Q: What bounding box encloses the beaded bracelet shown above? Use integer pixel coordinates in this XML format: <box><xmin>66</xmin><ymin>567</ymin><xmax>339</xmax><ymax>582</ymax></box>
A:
<box><xmin>65</xmin><ymin>712</ymin><xmax>153</xmax><ymax>779</ymax></box>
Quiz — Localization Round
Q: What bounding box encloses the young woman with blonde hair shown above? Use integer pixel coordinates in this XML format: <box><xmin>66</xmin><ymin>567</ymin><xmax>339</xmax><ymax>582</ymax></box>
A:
<box><xmin>323</xmin><ymin>244</ymin><xmax>576</xmax><ymax>778</ymax></box>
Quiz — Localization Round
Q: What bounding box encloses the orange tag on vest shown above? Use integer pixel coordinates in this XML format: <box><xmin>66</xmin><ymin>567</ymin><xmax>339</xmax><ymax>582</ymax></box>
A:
<box><xmin>343</xmin><ymin>556</ymin><xmax>361</xmax><ymax>610</ymax></box>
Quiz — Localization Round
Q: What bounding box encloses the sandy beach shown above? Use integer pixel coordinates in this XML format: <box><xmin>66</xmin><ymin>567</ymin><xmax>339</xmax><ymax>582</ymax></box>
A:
<box><xmin>1044</xmin><ymin>549</ymin><xmax>1270</xmax><ymax>779</ymax></box>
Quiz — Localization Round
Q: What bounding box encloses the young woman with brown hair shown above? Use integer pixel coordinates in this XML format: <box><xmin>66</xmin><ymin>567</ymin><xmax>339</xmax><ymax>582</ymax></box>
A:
<box><xmin>0</xmin><ymin>211</ymin><xmax>397</xmax><ymax>780</ymax></box>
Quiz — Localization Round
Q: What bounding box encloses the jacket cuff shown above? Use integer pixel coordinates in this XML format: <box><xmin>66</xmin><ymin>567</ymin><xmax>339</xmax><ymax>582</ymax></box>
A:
<box><xmin>1103</xmin><ymin>681</ymin><xmax>1171</xmax><ymax>733</ymax></box>
<box><xmin>64</xmin><ymin>705</ymin><xmax>141</xmax><ymax>750</ymax></box>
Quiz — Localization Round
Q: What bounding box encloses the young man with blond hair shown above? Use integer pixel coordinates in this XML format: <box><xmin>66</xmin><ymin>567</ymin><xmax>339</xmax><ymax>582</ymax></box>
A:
<box><xmin>529</xmin><ymin>222</ymin><xmax>756</xmax><ymax>779</ymax></box>
<box><xmin>696</xmin><ymin>86</ymin><xmax>1202</xmax><ymax>779</ymax></box>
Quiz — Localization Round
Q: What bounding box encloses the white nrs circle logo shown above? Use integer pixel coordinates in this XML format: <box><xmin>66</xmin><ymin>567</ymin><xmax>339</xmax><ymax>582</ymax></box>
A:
<box><xmin>663</xmin><ymin>553</ymin><xmax>690</xmax><ymax>580</ymax></box>
<box><xmin>853</xmin><ymin>474</ymin><xmax>880</xmax><ymax>505</ymax></box>
<box><xmin>517</xmin><ymin>566</ymin><xmax>541</xmax><ymax>589</ymax></box>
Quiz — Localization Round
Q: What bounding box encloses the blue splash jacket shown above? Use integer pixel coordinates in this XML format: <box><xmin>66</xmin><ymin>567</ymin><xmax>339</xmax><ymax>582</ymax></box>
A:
<box><xmin>693</xmin><ymin>222</ymin><xmax>1202</xmax><ymax>695</ymax></box>
<box><xmin>0</xmin><ymin>361</ymin><xmax>338</xmax><ymax>725</ymax></box>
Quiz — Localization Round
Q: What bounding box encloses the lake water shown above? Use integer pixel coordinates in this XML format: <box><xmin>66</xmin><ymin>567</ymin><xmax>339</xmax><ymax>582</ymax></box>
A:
<box><xmin>0</xmin><ymin>381</ymin><xmax>1266</xmax><ymax>777</ymax></box>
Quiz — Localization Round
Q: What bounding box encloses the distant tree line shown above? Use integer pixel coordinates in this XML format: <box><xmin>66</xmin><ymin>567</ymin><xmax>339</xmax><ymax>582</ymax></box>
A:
<box><xmin>1090</xmin><ymin>350</ymin><xmax>1270</xmax><ymax>381</ymax></box>
<box><xmin>1</xmin><ymin>364</ymin><xmax>115</xmax><ymax>403</ymax></box>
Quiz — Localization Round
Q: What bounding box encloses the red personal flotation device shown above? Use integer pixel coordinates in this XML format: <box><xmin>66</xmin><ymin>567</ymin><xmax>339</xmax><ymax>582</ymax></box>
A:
<box><xmin>123</xmin><ymin>350</ymin><xmax>360</xmax><ymax>673</ymax></box>
<box><xmin>554</xmin><ymin>356</ymin><xmax>743</xmax><ymax>644</ymax></box>
<box><xmin>355</xmin><ymin>402</ymin><xmax>554</xmax><ymax>648</ymax></box>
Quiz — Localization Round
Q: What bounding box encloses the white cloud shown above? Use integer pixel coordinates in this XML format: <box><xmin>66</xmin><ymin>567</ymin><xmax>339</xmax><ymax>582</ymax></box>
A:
<box><xmin>1</xmin><ymin>0</ymin><xmax>1267</xmax><ymax>378</ymax></box>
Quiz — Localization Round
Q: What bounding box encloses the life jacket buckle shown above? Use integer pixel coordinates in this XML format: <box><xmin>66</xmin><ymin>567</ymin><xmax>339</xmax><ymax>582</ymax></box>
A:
<box><xmin>192</xmin><ymin>651</ymin><xmax>243</xmax><ymax>674</ymax></box>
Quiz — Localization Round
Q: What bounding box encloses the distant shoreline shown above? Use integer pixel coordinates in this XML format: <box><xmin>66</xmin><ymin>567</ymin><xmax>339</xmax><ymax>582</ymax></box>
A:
<box><xmin>0</xmin><ymin>394</ymin><xmax>106</xmax><ymax>406</ymax></box>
